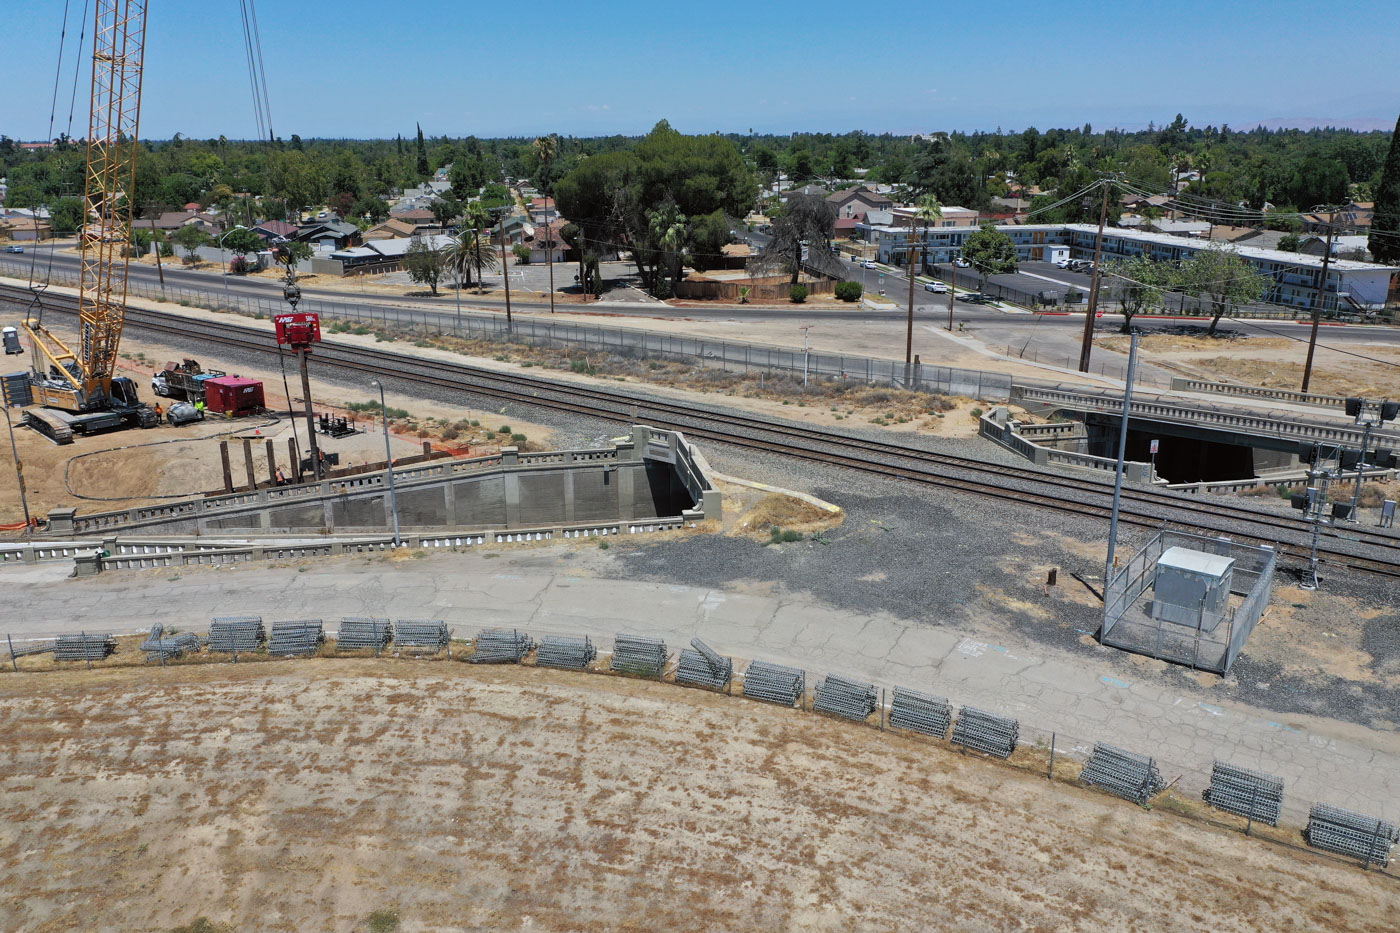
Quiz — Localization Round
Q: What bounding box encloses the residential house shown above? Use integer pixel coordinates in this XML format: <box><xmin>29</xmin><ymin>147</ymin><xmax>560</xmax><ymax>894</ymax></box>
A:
<box><xmin>390</xmin><ymin>207</ymin><xmax>437</xmax><ymax>229</ymax></box>
<box><xmin>493</xmin><ymin>213</ymin><xmax>532</xmax><ymax>247</ymax></box>
<box><xmin>152</xmin><ymin>210</ymin><xmax>225</xmax><ymax>235</ymax></box>
<box><xmin>526</xmin><ymin>220</ymin><xmax>569</xmax><ymax>264</ymax></box>
<box><xmin>1300</xmin><ymin>234</ymin><xmax>1371</xmax><ymax>262</ymax></box>
<box><xmin>826</xmin><ymin>185</ymin><xmax>893</xmax><ymax>219</ymax></box>
<box><xmin>295</xmin><ymin>219</ymin><xmax>361</xmax><ymax>252</ymax></box>
<box><xmin>363</xmin><ymin>218</ymin><xmax>417</xmax><ymax>241</ymax></box>
<box><xmin>329</xmin><ymin>233</ymin><xmax>454</xmax><ymax>275</ymax></box>
<box><xmin>251</xmin><ymin>220</ymin><xmax>297</xmax><ymax>244</ymax></box>
<box><xmin>1117</xmin><ymin>216</ymin><xmax>1211</xmax><ymax>237</ymax></box>
<box><xmin>833</xmin><ymin>215</ymin><xmax>864</xmax><ymax>239</ymax></box>
<box><xmin>781</xmin><ymin>183</ymin><xmax>829</xmax><ymax>201</ymax></box>
<box><xmin>529</xmin><ymin>197</ymin><xmax>557</xmax><ymax>225</ymax></box>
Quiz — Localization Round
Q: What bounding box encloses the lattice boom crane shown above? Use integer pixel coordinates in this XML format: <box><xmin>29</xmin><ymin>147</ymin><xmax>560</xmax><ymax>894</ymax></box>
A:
<box><xmin>23</xmin><ymin>1</ymin><xmax>154</xmax><ymax>441</ymax></box>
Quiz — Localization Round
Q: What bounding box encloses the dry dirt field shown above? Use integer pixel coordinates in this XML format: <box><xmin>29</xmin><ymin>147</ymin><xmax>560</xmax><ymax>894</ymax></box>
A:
<box><xmin>0</xmin><ymin>661</ymin><xmax>1394</xmax><ymax>933</ymax></box>
<box><xmin>1100</xmin><ymin>332</ymin><xmax>1400</xmax><ymax>398</ymax></box>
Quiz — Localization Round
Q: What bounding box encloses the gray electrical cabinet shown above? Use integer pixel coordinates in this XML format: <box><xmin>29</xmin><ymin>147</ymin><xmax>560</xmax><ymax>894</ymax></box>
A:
<box><xmin>1152</xmin><ymin>546</ymin><xmax>1235</xmax><ymax>631</ymax></box>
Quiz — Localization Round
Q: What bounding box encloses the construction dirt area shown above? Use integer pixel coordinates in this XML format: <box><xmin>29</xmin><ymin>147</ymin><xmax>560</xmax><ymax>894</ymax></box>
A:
<box><xmin>1099</xmin><ymin>331</ymin><xmax>1400</xmax><ymax>398</ymax></box>
<box><xmin>0</xmin><ymin>660</ymin><xmax>1395</xmax><ymax>933</ymax></box>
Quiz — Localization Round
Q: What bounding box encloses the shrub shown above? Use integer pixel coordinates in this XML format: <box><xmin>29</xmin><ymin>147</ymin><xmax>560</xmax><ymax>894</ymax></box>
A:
<box><xmin>442</xmin><ymin>426</ymin><xmax>460</xmax><ymax>440</ymax></box>
<box><xmin>1064</xmin><ymin>287</ymin><xmax>1083</xmax><ymax>304</ymax></box>
<box><xmin>510</xmin><ymin>433</ymin><xmax>527</xmax><ymax>444</ymax></box>
<box><xmin>570</xmin><ymin>358</ymin><xmax>596</xmax><ymax>375</ymax></box>
<box><xmin>498</xmin><ymin>425</ymin><xmax>511</xmax><ymax>435</ymax></box>
<box><xmin>834</xmin><ymin>280</ymin><xmax>863</xmax><ymax>302</ymax></box>
<box><xmin>789</xmin><ymin>284</ymin><xmax>808</xmax><ymax>303</ymax></box>
<box><xmin>367</xmin><ymin>910</ymin><xmax>400</xmax><ymax>933</ymax></box>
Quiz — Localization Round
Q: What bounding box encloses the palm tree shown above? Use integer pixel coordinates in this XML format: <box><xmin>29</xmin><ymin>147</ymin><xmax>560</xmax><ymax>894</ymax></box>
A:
<box><xmin>448</xmin><ymin>228</ymin><xmax>497</xmax><ymax>289</ymax></box>
<box><xmin>464</xmin><ymin>201</ymin><xmax>492</xmax><ymax>293</ymax></box>
<box><xmin>532</xmin><ymin>134</ymin><xmax>559</xmax><ymax>312</ymax></box>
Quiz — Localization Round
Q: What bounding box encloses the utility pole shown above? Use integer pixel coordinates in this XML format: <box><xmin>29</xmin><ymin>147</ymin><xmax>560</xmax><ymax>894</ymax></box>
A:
<box><xmin>904</xmin><ymin>223</ymin><xmax>921</xmax><ymax>386</ymax></box>
<box><xmin>1078</xmin><ymin>179</ymin><xmax>1112</xmax><ymax>372</ymax></box>
<box><xmin>1103</xmin><ymin>332</ymin><xmax>1139</xmax><ymax>603</ymax></box>
<box><xmin>948</xmin><ymin>259</ymin><xmax>956</xmax><ymax>331</ymax></box>
<box><xmin>1300</xmin><ymin>223</ymin><xmax>1336</xmax><ymax>393</ymax></box>
<box><xmin>800</xmin><ymin>324</ymin><xmax>811</xmax><ymax>387</ymax></box>
<box><xmin>148</xmin><ymin>211</ymin><xmax>166</xmax><ymax>296</ymax></box>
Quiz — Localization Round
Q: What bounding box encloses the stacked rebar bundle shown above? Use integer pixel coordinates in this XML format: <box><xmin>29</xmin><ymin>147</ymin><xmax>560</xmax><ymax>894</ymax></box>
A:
<box><xmin>208</xmin><ymin>616</ymin><xmax>265</xmax><ymax>654</ymax></box>
<box><xmin>1203</xmin><ymin>761</ymin><xmax>1285</xmax><ymax>826</ymax></box>
<box><xmin>471</xmin><ymin>628</ymin><xmax>535</xmax><ymax>663</ymax></box>
<box><xmin>742</xmin><ymin>660</ymin><xmax>805</xmax><ymax>707</ymax></box>
<box><xmin>267</xmin><ymin>620</ymin><xmax>325</xmax><ymax>657</ymax></box>
<box><xmin>1306</xmin><ymin>804</ymin><xmax>1398</xmax><ymax>866</ymax></box>
<box><xmin>1079</xmin><ymin>743</ymin><xmax>1166</xmax><ymax>806</ymax></box>
<box><xmin>53</xmin><ymin>633</ymin><xmax>116</xmax><ymax>661</ymax></box>
<box><xmin>674</xmin><ymin>638</ymin><xmax>732</xmax><ymax>691</ymax></box>
<box><xmin>609</xmin><ymin>633</ymin><xmax>667</xmax><ymax>679</ymax></box>
<box><xmin>536</xmin><ymin>635</ymin><xmax>596</xmax><ymax>671</ymax></box>
<box><xmin>8</xmin><ymin>640</ymin><xmax>56</xmax><ymax>659</ymax></box>
<box><xmin>139</xmin><ymin>623</ymin><xmax>202</xmax><ymax>661</ymax></box>
<box><xmin>950</xmin><ymin>706</ymin><xmax>1019</xmax><ymax>758</ymax></box>
<box><xmin>812</xmin><ymin>674</ymin><xmax>878</xmax><ymax>722</ymax></box>
<box><xmin>888</xmin><ymin>687</ymin><xmax>952</xmax><ymax>738</ymax></box>
<box><xmin>335</xmin><ymin>618</ymin><xmax>393</xmax><ymax>652</ymax></box>
<box><xmin>393</xmin><ymin>620</ymin><xmax>449</xmax><ymax>651</ymax></box>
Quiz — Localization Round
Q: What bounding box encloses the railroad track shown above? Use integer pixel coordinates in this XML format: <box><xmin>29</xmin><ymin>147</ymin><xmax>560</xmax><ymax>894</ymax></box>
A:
<box><xmin>7</xmin><ymin>284</ymin><xmax>1399</xmax><ymax>578</ymax></box>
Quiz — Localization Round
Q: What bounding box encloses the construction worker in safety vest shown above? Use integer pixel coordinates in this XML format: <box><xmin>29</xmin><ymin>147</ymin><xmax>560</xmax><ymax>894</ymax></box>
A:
<box><xmin>195</xmin><ymin>399</ymin><xmax>205</xmax><ymax>415</ymax></box>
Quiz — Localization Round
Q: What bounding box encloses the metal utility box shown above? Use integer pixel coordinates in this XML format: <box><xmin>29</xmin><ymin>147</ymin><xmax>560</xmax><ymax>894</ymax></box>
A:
<box><xmin>1152</xmin><ymin>546</ymin><xmax>1234</xmax><ymax>630</ymax></box>
<box><xmin>203</xmin><ymin>377</ymin><xmax>264</xmax><ymax>417</ymax></box>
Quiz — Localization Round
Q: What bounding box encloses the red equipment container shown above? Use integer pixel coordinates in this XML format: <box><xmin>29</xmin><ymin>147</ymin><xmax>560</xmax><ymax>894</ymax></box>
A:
<box><xmin>203</xmin><ymin>376</ymin><xmax>265</xmax><ymax>416</ymax></box>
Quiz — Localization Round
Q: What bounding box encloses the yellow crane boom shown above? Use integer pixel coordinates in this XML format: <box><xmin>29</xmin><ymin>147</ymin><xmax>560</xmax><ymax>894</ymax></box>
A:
<box><xmin>26</xmin><ymin>0</ymin><xmax>147</xmax><ymax>411</ymax></box>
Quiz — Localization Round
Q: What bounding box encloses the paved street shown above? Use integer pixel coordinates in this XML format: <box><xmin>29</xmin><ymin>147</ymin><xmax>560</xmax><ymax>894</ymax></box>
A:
<box><xmin>3</xmin><ymin>545</ymin><xmax>1395</xmax><ymax>825</ymax></box>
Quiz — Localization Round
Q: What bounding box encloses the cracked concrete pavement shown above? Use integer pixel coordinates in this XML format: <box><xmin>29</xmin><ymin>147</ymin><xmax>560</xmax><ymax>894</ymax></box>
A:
<box><xmin>3</xmin><ymin>544</ymin><xmax>1396</xmax><ymax>827</ymax></box>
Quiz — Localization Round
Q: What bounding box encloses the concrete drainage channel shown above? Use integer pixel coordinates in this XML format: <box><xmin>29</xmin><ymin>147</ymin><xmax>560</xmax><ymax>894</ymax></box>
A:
<box><xmin>5</xmin><ymin>620</ymin><xmax>1395</xmax><ymax>874</ymax></box>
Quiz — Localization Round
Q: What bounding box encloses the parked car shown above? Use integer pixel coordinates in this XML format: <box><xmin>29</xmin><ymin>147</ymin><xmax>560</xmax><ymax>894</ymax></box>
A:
<box><xmin>861</xmin><ymin>259</ymin><xmax>877</xmax><ymax>269</ymax></box>
<box><xmin>165</xmin><ymin>401</ymin><xmax>204</xmax><ymax>427</ymax></box>
<box><xmin>923</xmin><ymin>281</ymin><xmax>948</xmax><ymax>294</ymax></box>
<box><xmin>1054</xmin><ymin>258</ymin><xmax>1071</xmax><ymax>269</ymax></box>
<box><xmin>4</xmin><ymin>245</ymin><xmax>23</xmax><ymax>254</ymax></box>
<box><xmin>953</xmin><ymin>258</ymin><xmax>970</xmax><ymax>268</ymax></box>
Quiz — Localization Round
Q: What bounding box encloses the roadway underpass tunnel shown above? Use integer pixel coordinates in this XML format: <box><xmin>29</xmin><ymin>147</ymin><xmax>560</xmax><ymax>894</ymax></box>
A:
<box><xmin>1078</xmin><ymin>415</ymin><xmax>1300</xmax><ymax>485</ymax></box>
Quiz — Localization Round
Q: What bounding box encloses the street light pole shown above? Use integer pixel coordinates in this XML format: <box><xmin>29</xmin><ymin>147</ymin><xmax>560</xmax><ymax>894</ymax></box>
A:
<box><xmin>371</xmin><ymin>380</ymin><xmax>402</xmax><ymax>547</ymax></box>
<box><xmin>3</xmin><ymin>405</ymin><xmax>33</xmax><ymax>537</ymax></box>
<box><xmin>1103</xmin><ymin>332</ymin><xmax>1140</xmax><ymax>600</ymax></box>
<box><xmin>800</xmin><ymin>324</ymin><xmax>811</xmax><ymax>387</ymax></box>
<box><xmin>217</xmin><ymin>225</ymin><xmax>245</xmax><ymax>310</ymax></box>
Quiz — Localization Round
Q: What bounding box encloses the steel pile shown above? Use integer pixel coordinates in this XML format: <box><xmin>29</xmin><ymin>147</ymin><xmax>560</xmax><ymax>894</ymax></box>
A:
<box><xmin>888</xmin><ymin>687</ymin><xmax>952</xmax><ymax>738</ymax></box>
<box><xmin>536</xmin><ymin>635</ymin><xmax>597</xmax><ymax>671</ymax></box>
<box><xmin>674</xmin><ymin>638</ymin><xmax>732</xmax><ymax>691</ymax></box>
<box><xmin>950</xmin><ymin>706</ymin><xmax>1019</xmax><ymax>759</ymax></box>
<box><xmin>742</xmin><ymin>660</ymin><xmax>805</xmax><ymax>707</ymax></box>
<box><xmin>471</xmin><ymin>628</ymin><xmax>535</xmax><ymax>664</ymax></box>
<box><xmin>609</xmin><ymin>633</ymin><xmax>667</xmax><ymax>679</ymax></box>
<box><xmin>267</xmin><ymin>620</ymin><xmax>325</xmax><ymax>657</ymax></box>
<box><xmin>812</xmin><ymin>673</ymin><xmax>878</xmax><ymax>722</ymax></box>
<box><xmin>1203</xmin><ymin>761</ymin><xmax>1284</xmax><ymax>826</ymax></box>
<box><xmin>53</xmin><ymin>633</ymin><xmax>116</xmax><ymax>661</ymax></box>
<box><xmin>1079</xmin><ymin>743</ymin><xmax>1166</xmax><ymax>806</ymax></box>
<box><xmin>208</xmin><ymin>616</ymin><xmax>265</xmax><ymax>653</ymax></box>
<box><xmin>393</xmin><ymin>620</ymin><xmax>449</xmax><ymax>651</ymax></box>
<box><xmin>139</xmin><ymin>623</ymin><xmax>201</xmax><ymax>661</ymax></box>
<box><xmin>1306</xmin><ymin>804</ymin><xmax>1398</xmax><ymax>866</ymax></box>
<box><xmin>335</xmin><ymin>617</ymin><xmax>393</xmax><ymax>651</ymax></box>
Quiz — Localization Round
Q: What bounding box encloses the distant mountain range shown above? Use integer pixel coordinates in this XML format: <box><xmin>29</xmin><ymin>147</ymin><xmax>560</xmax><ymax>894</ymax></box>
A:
<box><xmin>1239</xmin><ymin>116</ymin><xmax>1396</xmax><ymax>132</ymax></box>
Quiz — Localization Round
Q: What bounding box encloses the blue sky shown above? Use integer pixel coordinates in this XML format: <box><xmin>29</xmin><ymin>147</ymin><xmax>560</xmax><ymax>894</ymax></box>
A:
<box><xmin>1</xmin><ymin>0</ymin><xmax>1397</xmax><ymax>140</ymax></box>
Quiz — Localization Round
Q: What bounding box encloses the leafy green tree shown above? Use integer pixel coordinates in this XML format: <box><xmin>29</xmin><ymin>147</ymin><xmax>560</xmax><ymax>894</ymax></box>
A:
<box><xmin>1180</xmin><ymin>244</ymin><xmax>1268</xmax><ymax>336</ymax></box>
<box><xmin>431</xmin><ymin>196</ymin><xmax>461</xmax><ymax>228</ymax></box>
<box><xmin>351</xmin><ymin>197</ymin><xmax>390</xmax><ymax>223</ymax></box>
<box><xmin>221</xmin><ymin>226</ymin><xmax>264</xmax><ymax>261</ymax></box>
<box><xmin>403</xmin><ymin>235</ymin><xmax>448</xmax><ymax>295</ymax></box>
<box><xmin>685</xmin><ymin>209</ymin><xmax>731</xmax><ymax>272</ymax></box>
<box><xmin>961</xmin><ymin>222</ymin><xmax>1018</xmax><ymax>275</ymax></box>
<box><xmin>512</xmin><ymin>243</ymin><xmax>531</xmax><ymax>264</ymax></box>
<box><xmin>170</xmin><ymin>224</ymin><xmax>212</xmax><ymax>264</ymax></box>
<box><xmin>48</xmin><ymin>196</ymin><xmax>87</xmax><ymax>234</ymax></box>
<box><xmin>1369</xmin><ymin>112</ymin><xmax>1400</xmax><ymax>264</ymax></box>
<box><xmin>266</xmin><ymin>150</ymin><xmax>324</xmax><ymax>215</ymax></box>
<box><xmin>1277</xmin><ymin>232</ymin><xmax>1302</xmax><ymax>252</ymax></box>
<box><xmin>1104</xmin><ymin>255</ymin><xmax>1172</xmax><ymax>333</ymax></box>
<box><xmin>1284</xmin><ymin>156</ymin><xmax>1349</xmax><ymax>209</ymax></box>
